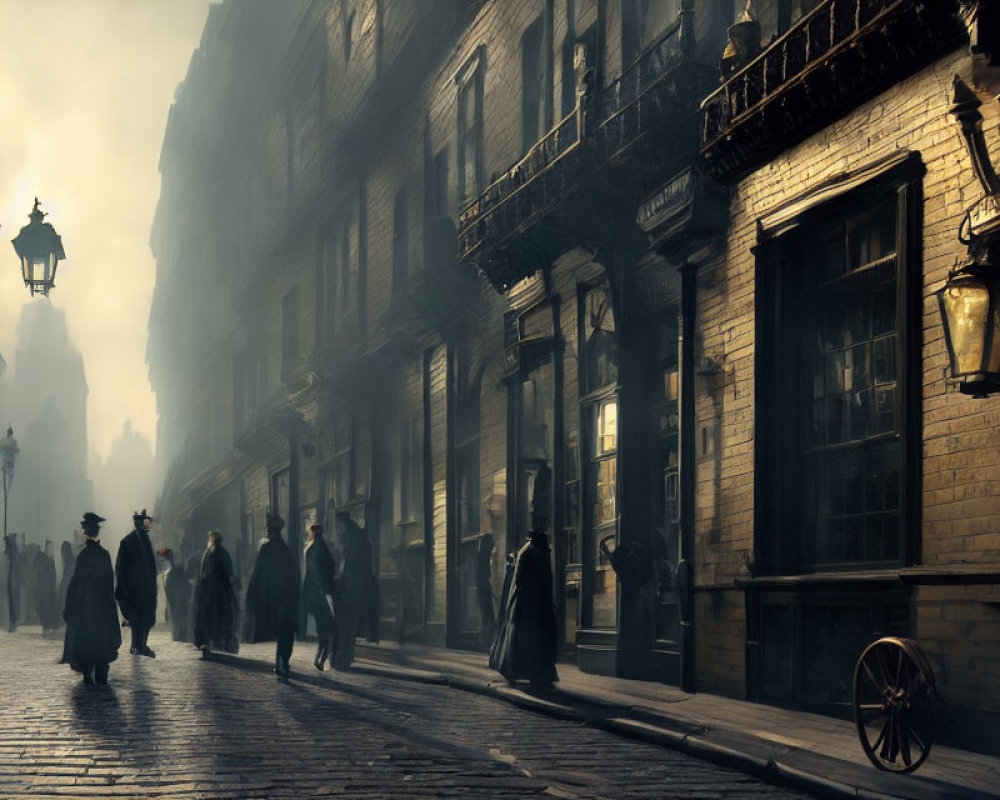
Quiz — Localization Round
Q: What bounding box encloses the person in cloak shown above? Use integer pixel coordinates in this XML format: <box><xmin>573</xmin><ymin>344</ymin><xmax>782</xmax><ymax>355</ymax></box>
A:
<box><xmin>193</xmin><ymin>530</ymin><xmax>240</xmax><ymax>655</ymax></box>
<box><xmin>303</xmin><ymin>522</ymin><xmax>337</xmax><ymax>671</ymax></box>
<box><xmin>57</xmin><ymin>540</ymin><xmax>75</xmax><ymax>613</ymax></box>
<box><xmin>492</xmin><ymin>529</ymin><xmax>559</xmax><ymax>687</ymax></box>
<box><xmin>2</xmin><ymin>533</ymin><xmax>19</xmax><ymax>632</ymax></box>
<box><xmin>62</xmin><ymin>513</ymin><xmax>121</xmax><ymax>685</ymax></box>
<box><xmin>115</xmin><ymin>509</ymin><xmax>158</xmax><ymax>657</ymax></box>
<box><xmin>245</xmin><ymin>510</ymin><xmax>299</xmax><ymax>679</ymax></box>
<box><xmin>161</xmin><ymin>549</ymin><xmax>191</xmax><ymax>642</ymax></box>
<box><xmin>32</xmin><ymin>540</ymin><xmax>60</xmax><ymax>634</ymax></box>
<box><xmin>331</xmin><ymin>510</ymin><xmax>371</xmax><ymax>671</ymax></box>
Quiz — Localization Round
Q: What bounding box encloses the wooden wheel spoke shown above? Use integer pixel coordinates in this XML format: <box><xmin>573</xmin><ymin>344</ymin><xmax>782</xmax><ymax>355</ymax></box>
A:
<box><xmin>862</xmin><ymin>659</ymin><xmax>884</xmax><ymax>694</ymax></box>
<box><xmin>878</xmin><ymin>715</ymin><xmax>894</xmax><ymax>760</ymax></box>
<box><xmin>876</xmin><ymin>646</ymin><xmax>895</xmax><ymax>691</ymax></box>
<box><xmin>898</xmin><ymin>716</ymin><xmax>912</xmax><ymax>766</ymax></box>
<box><xmin>895</xmin><ymin>647</ymin><xmax>903</xmax><ymax>687</ymax></box>
<box><xmin>908</xmin><ymin>723</ymin><xmax>927</xmax><ymax>753</ymax></box>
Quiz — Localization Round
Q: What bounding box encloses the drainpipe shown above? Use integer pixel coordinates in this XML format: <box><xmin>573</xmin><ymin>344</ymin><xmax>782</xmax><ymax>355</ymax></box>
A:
<box><xmin>677</xmin><ymin>261</ymin><xmax>697</xmax><ymax>693</ymax></box>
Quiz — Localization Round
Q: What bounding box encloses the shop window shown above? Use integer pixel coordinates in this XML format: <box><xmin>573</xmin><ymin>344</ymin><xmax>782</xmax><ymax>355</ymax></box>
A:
<box><xmin>760</xmin><ymin>186</ymin><xmax>916</xmax><ymax>571</ymax></box>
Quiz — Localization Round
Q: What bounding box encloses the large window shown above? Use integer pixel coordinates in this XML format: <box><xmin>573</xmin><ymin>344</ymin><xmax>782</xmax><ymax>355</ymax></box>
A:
<box><xmin>521</xmin><ymin>8</ymin><xmax>552</xmax><ymax>155</ymax></box>
<box><xmin>759</xmin><ymin>181</ymin><xmax>917</xmax><ymax>572</ymax></box>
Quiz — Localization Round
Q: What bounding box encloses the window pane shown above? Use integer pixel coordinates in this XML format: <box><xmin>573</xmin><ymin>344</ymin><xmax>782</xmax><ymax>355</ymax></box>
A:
<box><xmin>872</xmin><ymin>386</ymin><xmax>895</xmax><ymax>434</ymax></box>
<box><xmin>864</xmin><ymin>445</ymin><xmax>885</xmax><ymax>512</ymax></box>
<box><xmin>873</xmin><ymin>336</ymin><xmax>896</xmax><ymax>384</ymax></box>
<box><xmin>594</xmin><ymin>457</ymin><xmax>617</xmax><ymax>524</ymax></box>
<box><xmin>843</xmin><ymin>449</ymin><xmax>863</xmax><ymax>514</ymax></box>
<box><xmin>872</xmin><ymin>286</ymin><xmax>896</xmax><ymax>335</ymax></box>
<box><xmin>848</xmin><ymin>389</ymin><xmax>869</xmax><ymax>440</ymax></box>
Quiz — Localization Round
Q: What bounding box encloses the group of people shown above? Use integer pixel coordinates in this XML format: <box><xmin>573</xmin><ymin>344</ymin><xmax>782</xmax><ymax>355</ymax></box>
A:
<box><xmin>60</xmin><ymin>505</ymin><xmax>375</xmax><ymax>685</ymax></box>
<box><xmin>2</xmin><ymin>535</ymin><xmax>76</xmax><ymax>635</ymax></box>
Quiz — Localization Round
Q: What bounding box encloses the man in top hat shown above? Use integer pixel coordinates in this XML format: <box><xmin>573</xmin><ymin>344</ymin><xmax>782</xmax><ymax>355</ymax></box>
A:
<box><xmin>115</xmin><ymin>509</ymin><xmax>158</xmax><ymax>657</ymax></box>
<box><xmin>62</xmin><ymin>513</ymin><xmax>121</xmax><ymax>685</ymax></box>
<box><xmin>245</xmin><ymin>510</ymin><xmax>299</xmax><ymax>679</ymax></box>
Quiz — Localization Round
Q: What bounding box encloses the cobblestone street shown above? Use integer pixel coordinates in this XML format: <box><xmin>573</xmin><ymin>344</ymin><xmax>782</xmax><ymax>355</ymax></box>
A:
<box><xmin>0</xmin><ymin>628</ymin><xmax>817</xmax><ymax>799</ymax></box>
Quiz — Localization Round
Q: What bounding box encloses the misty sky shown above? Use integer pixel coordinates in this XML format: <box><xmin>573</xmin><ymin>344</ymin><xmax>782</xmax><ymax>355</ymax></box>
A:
<box><xmin>0</xmin><ymin>0</ymin><xmax>212</xmax><ymax>461</ymax></box>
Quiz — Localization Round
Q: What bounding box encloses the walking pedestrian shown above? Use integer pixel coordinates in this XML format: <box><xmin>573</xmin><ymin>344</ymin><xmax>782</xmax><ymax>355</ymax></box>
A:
<box><xmin>491</xmin><ymin>529</ymin><xmax>558</xmax><ymax>688</ymax></box>
<box><xmin>57</xmin><ymin>540</ymin><xmax>75</xmax><ymax>613</ymax></box>
<box><xmin>331</xmin><ymin>510</ymin><xmax>371</xmax><ymax>671</ymax></box>
<box><xmin>2</xmin><ymin>533</ymin><xmax>19</xmax><ymax>632</ymax></box>
<box><xmin>32</xmin><ymin>540</ymin><xmax>60</xmax><ymax>634</ymax></box>
<box><xmin>161</xmin><ymin>549</ymin><xmax>191</xmax><ymax>642</ymax></box>
<box><xmin>303</xmin><ymin>522</ymin><xmax>337</xmax><ymax>671</ymax></box>
<box><xmin>115</xmin><ymin>509</ymin><xmax>158</xmax><ymax>657</ymax></box>
<box><xmin>62</xmin><ymin>513</ymin><xmax>121</xmax><ymax>685</ymax></box>
<box><xmin>193</xmin><ymin>530</ymin><xmax>240</xmax><ymax>655</ymax></box>
<box><xmin>245</xmin><ymin>510</ymin><xmax>298</xmax><ymax>679</ymax></box>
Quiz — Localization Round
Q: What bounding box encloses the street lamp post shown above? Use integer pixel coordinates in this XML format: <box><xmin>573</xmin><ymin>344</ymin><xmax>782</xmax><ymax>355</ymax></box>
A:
<box><xmin>11</xmin><ymin>198</ymin><xmax>65</xmax><ymax>297</ymax></box>
<box><xmin>0</xmin><ymin>426</ymin><xmax>18</xmax><ymax>632</ymax></box>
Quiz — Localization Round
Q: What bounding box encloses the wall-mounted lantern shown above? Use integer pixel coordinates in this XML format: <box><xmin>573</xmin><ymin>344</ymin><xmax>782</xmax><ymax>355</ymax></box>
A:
<box><xmin>11</xmin><ymin>198</ymin><xmax>65</xmax><ymax>297</ymax></box>
<box><xmin>937</xmin><ymin>77</ymin><xmax>1000</xmax><ymax>397</ymax></box>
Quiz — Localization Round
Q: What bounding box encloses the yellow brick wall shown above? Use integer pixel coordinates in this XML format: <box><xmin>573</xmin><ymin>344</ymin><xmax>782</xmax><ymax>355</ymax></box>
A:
<box><xmin>696</xmin><ymin>46</ymin><xmax>1000</xmax><ymax>702</ymax></box>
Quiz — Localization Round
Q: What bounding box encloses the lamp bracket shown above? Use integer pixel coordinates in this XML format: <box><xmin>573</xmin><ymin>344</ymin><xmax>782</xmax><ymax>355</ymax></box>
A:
<box><xmin>950</xmin><ymin>76</ymin><xmax>1000</xmax><ymax>198</ymax></box>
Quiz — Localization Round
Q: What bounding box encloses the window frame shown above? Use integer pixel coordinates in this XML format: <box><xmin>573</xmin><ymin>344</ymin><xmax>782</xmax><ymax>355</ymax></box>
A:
<box><xmin>754</xmin><ymin>157</ymin><xmax>923</xmax><ymax>576</ymax></box>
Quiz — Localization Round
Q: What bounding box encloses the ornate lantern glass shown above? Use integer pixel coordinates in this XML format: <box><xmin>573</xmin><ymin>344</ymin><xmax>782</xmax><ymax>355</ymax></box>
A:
<box><xmin>936</xmin><ymin>267</ymin><xmax>1000</xmax><ymax>397</ymax></box>
<box><xmin>11</xmin><ymin>198</ymin><xmax>65</xmax><ymax>297</ymax></box>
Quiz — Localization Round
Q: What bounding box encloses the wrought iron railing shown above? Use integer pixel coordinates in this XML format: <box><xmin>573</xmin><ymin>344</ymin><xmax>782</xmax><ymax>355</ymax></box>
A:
<box><xmin>458</xmin><ymin>109</ymin><xmax>580</xmax><ymax>259</ymax></box>
<box><xmin>596</xmin><ymin>18</ymin><xmax>685</xmax><ymax>164</ymax></box>
<box><xmin>701</xmin><ymin>0</ymin><xmax>901</xmax><ymax>148</ymax></box>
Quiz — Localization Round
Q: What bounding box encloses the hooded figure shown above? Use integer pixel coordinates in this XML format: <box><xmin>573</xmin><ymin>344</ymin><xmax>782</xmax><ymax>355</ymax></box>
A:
<box><xmin>303</xmin><ymin>523</ymin><xmax>337</xmax><ymax>670</ymax></box>
<box><xmin>245</xmin><ymin>510</ymin><xmax>299</xmax><ymax>678</ymax></box>
<box><xmin>161</xmin><ymin>549</ymin><xmax>191</xmax><ymax>642</ymax></box>
<box><xmin>62</xmin><ymin>513</ymin><xmax>121</xmax><ymax>685</ymax></box>
<box><xmin>2</xmin><ymin>533</ymin><xmax>19</xmax><ymax>632</ymax></box>
<box><xmin>193</xmin><ymin>531</ymin><xmax>240</xmax><ymax>654</ymax></box>
<box><xmin>58</xmin><ymin>541</ymin><xmax>75</xmax><ymax>613</ymax></box>
<box><xmin>115</xmin><ymin>509</ymin><xmax>158</xmax><ymax>657</ymax></box>
<box><xmin>491</xmin><ymin>530</ymin><xmax>558</xmax><ymax>686</ymax></box>
<box><xmin>331</xmin><ymin>511</ymin><xmax>371</xmax><ymax>670</ymax></box>
<box><xmin>32</xmin><ymin>541</ymin><xmax>60</xmax><ymax>633</ymax></box>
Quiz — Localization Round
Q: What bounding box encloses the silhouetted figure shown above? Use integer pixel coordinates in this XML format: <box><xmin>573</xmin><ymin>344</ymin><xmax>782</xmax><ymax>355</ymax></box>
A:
<box><xmin>193</xmin><ymin>530</ymin><xmax>240</xmax><ymax>655</ymax></box>
<box><xmin>331</xmin><ymin>511</ymin><xmax>371</xmax><ymax>670</ymax></box>
<box><xmin>161</xmin><ymin>549</ymin><xmax>191</xmax><ymax>642</ymax></box>
<box><xmin>62</xmin><ymin>513</ymin><xmax>121</xmax><ymax>685</ymax></box>
<box><xmin>32</xmin><ymin>540</ymin><xmax>60</xmax><ymax>634</ymax></box>
<box><xmin>303</xmin><ymin>523</ymin><xmax>337</xmax><ymax>670</ymax></box>
<box><xmin>19</xmin><ymin>541</ymin><xmax>39</xmax><ymax>626</ymax></box>
<box><xmin>2</xmin><ymin>533</ymin><xmax>19</xmax><ymax>632</ymax></box>
<box><xmin>491</xmin><ymin>530</ymin><xmax>558</xmax><ymax>687</ymax></box>
<box><xmin>475</xmin><ymin>534</ymin><xmax>496</xmax><ymax>651</ymax></box>
<box><xmin>185</xmin><ymin>550</ymin><xmax>201</xmax><ymax>640</ymax></box>
<box><xmin>58</xmin><ymin>540</ymin><xmax>75</xmax><ymax>613</ymax></box>
<box><xmin>115</xmin><ymin>509</ymin><xmax>157</xmax><ymax>657</ymax></box>
<box><xmin>246</xmin><ymin>510</ymin><xmax>298</xmax><ymax>679</ymax></box>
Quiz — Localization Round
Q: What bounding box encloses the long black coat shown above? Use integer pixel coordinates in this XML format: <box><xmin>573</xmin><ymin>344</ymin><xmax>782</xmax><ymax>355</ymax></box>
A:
<box><xmin>57</xmin><ymin>542</ymin><xmax>75</xmax><ymax>614</ymax></box>
<box><xmin>303</xmin><ymin>536</ymin><xmax>336</xmax><ymax>638</ymax></box>
<box><xmin>163</xmin><ymin>563</ymin><xmax>191</xmax><ymax>642</ymax></box>
<box><xmin>62</xmin><ymin>539</ymin><xmax>121</xmax><ymax>668</ymax></box>
<box><xmin>32</xmin><ymin>550</ymin><xmax>60</xmax><ymax>630</ymax></box>
<box><xmin>193</xmin><ymin>543</ymin><xmax>240</xmax><ymax>652</ymax></box>
<box><xmin>114</xmin><ymin>528</ymin><xmax>157</xmax><ymax>628</ymax></box>
<box><xmin>245</xmin><ymin>535</ymin><xmax>298</xmax><ymax>642</ymax></box>
<box><xmin>492</xmin><ymin>532</ymin><xmax>558</xmax><ymax>683</ymax></box>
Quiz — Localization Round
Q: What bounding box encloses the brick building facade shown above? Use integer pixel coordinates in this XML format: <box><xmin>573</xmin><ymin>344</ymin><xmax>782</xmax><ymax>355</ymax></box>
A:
<box><xmin>147</xmin><ymin>0</ymin><xmax>1000</xmax><ymax>754</ymax></box>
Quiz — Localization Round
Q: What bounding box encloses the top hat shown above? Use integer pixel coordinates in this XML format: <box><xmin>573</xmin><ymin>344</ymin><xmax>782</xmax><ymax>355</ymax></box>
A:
<box><xmin>81</xmin><ymin>512</ymin><xmax>106</xmax><ymax>531</ymax></box>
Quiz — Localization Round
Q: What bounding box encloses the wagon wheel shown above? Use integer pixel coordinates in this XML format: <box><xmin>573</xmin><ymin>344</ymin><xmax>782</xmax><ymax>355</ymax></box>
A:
<box><xmin>853</xmin><ymin>637</ymin><xmax>936</xmax><ymax>773</ymax></box>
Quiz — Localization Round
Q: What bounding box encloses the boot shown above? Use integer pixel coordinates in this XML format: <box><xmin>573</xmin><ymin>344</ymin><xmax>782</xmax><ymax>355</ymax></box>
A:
<box><xmin>94</xmin><ymin>664</ymin><xmax>109</xmax><ymax>685</ymax></box>
<box><xmin>314</xmin><ymin>641</ymin><xmax>328</xmax><ymax>671</ymax></box>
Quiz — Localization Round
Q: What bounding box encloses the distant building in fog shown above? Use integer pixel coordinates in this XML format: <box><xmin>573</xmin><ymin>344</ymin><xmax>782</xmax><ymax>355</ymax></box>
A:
<box><xmin>2</xmin><ymin>301</ymin><xmax>92</xmax><ymax>546</ymax></box>
<box><xmin>91</xmin><ymin>420</ymin><xmax>156</xmax><ymax>551</ymax></box>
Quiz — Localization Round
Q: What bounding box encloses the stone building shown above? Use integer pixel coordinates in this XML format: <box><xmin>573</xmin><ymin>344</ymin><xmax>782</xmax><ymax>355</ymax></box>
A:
<box><xmin>148</xmin><ymin>0</ymin><xmax>1000</xmax><ymax>755</ymax></box>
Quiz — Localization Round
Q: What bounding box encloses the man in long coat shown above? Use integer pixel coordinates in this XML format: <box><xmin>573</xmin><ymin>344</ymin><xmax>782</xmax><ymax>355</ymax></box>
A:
<box><xmin>193</xmin><ymin>530</ymin><xmax>240</xmax><ymax>654</ymax></box>
<box><xmin>161</xmin><ymin>549</ymin><xmax>191</xmax><ymax>642</ymax></box>
<box><xmin>62</xmin><ymin>513</ymin><xmax>121</xmax><ymax>685</ymax></box>
<box><xmin>245</xmin><ymin>510</ymin><xmax>298</xmax><ymax>678</ymax></box>
<box><xmin>115</xmin><ymin>509</ymin><xmax>157</xmax><ymax>657</ymax></box>
<box><xmin>303</xmin><ymin>523</ymin><xmax>337</xmax><ymax>670</ymax></box>
<box><xmin>331</xmin><ymin>511</ymin><xmax>371</xmax><ymax>670</ymax></box>
<box><xmin>57</xmin><ymin>540</ymin><xmax>75</xmax><ymax>614</ymax></box>
<box><xmin>32</xmin><ymin>540</ymin><xmax>60</xmax><ymax>634</ymax></box>
<box><xmin>492</xmin><ymin>530</ymin><xmax>558</xmax><ymax>687</ymax></box>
